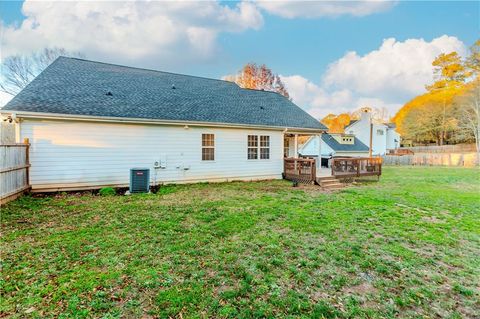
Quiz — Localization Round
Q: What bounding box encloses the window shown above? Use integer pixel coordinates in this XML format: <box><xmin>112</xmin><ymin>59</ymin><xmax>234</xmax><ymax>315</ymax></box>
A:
<box><xmin>248</xmin><ymin>135</ymin><xmax>258</xmax><ymax>159</ymax></box>
<box><xmin>248</xmin><ymin>135</ymin><xmax>270</xmax><ymax>160</ymax></box>
<box><xmin>202</xmin><ymin>134</ymin><xmax>215</xmax><ymax>161</ymax></box>
<box><xmin>260</xmin><ymin>136</ymin><xmax>270</xmax><ymax>159</ymax></box>
<box><xmin>283</xmin><ymin>138</ymin><xmax>290</xmax><ymax>158</ymax></box>
<box><xmin>377</xmin><ymin>129</ymin><xmax>384</xmax><ymax>136</ymax></box>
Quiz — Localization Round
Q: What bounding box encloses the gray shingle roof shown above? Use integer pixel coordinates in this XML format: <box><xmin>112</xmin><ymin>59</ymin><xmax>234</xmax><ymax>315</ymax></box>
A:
<box><xmin>346</xmin><ymin>119</ymin><xmax>358</xmax><ymax>127</ymax></box>
<box><xmin>2</xmin><ymin>57</ymin><xmax>326</xmax><ymax>130</ymax></box>
<box><xmin>322</xmin><ymin>134</ymin><xmax>369</xmax><ymax>152</ymax></box>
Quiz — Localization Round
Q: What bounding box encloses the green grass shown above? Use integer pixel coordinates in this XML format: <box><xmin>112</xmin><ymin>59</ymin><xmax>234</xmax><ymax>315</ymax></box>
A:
<box><xmin>1</xmin><ymin>167</ymin><xmax>479</xmax><ymax>318</ymax></box>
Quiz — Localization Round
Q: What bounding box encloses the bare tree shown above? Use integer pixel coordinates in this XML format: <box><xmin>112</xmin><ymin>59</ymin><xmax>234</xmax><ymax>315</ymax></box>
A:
<box><xmin>223</xmin><ymin>63</ymin><xmax>290</xmax><ymax>99</ymax></box>
<box><xmin>0</xmin><ymin>48</ymin><xmax>84</xmax><ymax>96</ymax></box>
<box><xmin>350</xmin><ymin>106</ymin><xmax>390</xmax><ymax>123</ymax></box>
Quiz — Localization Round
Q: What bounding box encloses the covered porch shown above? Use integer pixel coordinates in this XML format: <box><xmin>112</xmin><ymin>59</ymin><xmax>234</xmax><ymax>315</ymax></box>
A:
<box><xmin>283</xmin><ymin>130</ymin><xmax>382</xmax><ymax>185</ymax></box>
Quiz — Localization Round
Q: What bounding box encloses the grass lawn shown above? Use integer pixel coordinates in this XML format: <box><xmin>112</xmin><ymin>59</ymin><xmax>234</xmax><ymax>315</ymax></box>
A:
<box><xmin>1</xmin><ymin>167</ymin><xmax>479</xmax><ymax>318</ymax></box>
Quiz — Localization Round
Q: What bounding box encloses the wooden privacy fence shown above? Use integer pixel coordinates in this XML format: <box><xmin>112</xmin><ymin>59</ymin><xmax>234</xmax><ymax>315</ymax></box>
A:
<box><xmin>284</xmin><ymin>157</ymin><xmax>316</xmax><ymax>184</ymax></box>
<box><xmin>331</xmin><ymin>157</ymin><xmax>382</xmax><ymax>178</ymax></box>
<box><xmin>399</xmin><ymin>144</ymin><xmax>476</xmax><ymax>154</ymax></box>
<box><xmin>387</xmin><ymin>149</ymin><xmax>414</xmax><ymax>156</ymax></box>
<box><xmin>383</xmin><ymin>153</ymin><xmax>479</xmax><ymax>167</ymax></box>
<box><xmin>1</xmin><ymin>139</ymin><xmax>31</xmax><ymax>205</ymax></box>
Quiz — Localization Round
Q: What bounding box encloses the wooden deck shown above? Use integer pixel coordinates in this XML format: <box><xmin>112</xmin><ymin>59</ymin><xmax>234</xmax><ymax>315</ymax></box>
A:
<box><xmin>284</xmin><ymin>157</ymin><xmax>382</xmax><ymax>185</ymax></box>
<box><xmin>330</xmin><ymin>157</ymin><xmax>382</xmax><ymax>179</ymax></box>
<box><xmin>284</xmin><ymin>157</ymin><xmax>316</xmax><ymax>184</ymax></box>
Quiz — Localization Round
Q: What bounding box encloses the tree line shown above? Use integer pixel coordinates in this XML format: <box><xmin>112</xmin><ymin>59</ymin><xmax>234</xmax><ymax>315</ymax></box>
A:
<box><xmin>393</xmin><ymin>40</ymin><xmax>479</xmax><ymax>150</ymax></box>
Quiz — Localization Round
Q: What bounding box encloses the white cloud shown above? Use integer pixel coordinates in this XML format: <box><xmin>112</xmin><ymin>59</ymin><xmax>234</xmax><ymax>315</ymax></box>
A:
<box><xmin>281</xmin><ymin>75</ymin><xmax>356</xmax><ymax>117</ymax></box>
<box><xmin>0</xmin><ymin>92</ymin><xmax>13</xmax><ymax>108</ymax></box>
<box><xmin>0</xmin><ymin>1</ymin><xmax>263</xmax><ymax>66</ymax></box>
<box><xmin>0</xmin><ymin>1</ymin><xmax>400</xmax><ymax>70</ymax></box>
<box><xmin>282</xmin><ymin>35</ymin><xmax>467</xmax><ymax>119</ymax></box>
<box><xmin>255</xmin><ymin>0</ymin><xmax>396</xmax><ymax>19</ymax></box>
<box><xmin>323</xmin><ymin>35</ymin><xmax>467</xmax><ymax>102</ymax></box>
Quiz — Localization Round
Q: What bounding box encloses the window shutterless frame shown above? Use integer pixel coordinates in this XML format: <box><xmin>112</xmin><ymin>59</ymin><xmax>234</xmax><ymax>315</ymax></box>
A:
<box><xmin>202</xmin><ymin>134</ymin><xmax>215</xmax><ymax>161</ymax></box>
<box><xmin>260</xmin><ymin>136</ymin><xmax>270</xmax><ymax>159</ymax></box>
<box><xmin>248</xmin><ymin>135</ymin><xmax>270</xmax><ymax>160</ymax></box>
<box><xmin>247</xmin><ymin>135</ymin><xmax>258</xmax><ymax>159</ymax></box>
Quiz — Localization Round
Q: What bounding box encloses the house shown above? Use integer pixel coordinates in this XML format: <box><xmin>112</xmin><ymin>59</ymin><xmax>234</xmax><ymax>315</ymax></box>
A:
<box><xmin>344</xmin><ymin>110</ymin><xmax>400</xmax><ymax>155</ymax></box>
<box><xmin>0</xmin><ymin>57</ymin><xmax>327</xmax><ymax>192</ymax></box>
<box><xmin>299</xmin><ymin>133</ymin><xmax>369</xmax><ymax>167</ymax></box>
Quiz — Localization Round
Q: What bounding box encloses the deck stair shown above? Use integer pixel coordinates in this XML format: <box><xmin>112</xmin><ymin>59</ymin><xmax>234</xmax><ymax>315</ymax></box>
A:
<box><xmin>316</xmin><ymin>176</ymin><xmax>344</xmax><ymax>190</ymax></box>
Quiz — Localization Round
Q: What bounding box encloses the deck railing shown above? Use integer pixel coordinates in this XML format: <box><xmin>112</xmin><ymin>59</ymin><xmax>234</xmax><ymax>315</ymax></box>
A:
<box><xmin>284</xmin><ymin>157</ymin><xmax>316</xmax><ymax>184</ymax></box>
<box><xmin>331</xmin><ymin>157</ymin><xmax>382</xmax><ymax>178</ymax></box>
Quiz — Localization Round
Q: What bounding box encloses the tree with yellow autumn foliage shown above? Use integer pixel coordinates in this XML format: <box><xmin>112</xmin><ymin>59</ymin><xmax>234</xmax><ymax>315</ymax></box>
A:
<box><xmin>394</xmin><ymin>40</ymin><xmax>479</xmax><ymax>146</ymax></box>
<box><xmin>321</xmin><ymin>113</ymin><xmax>351</xmax><ymax>133</ymax></box>
<box><xmin>321</xmin><ymin>107</ymin><xmax>389</xmax><ymax>134</ymax></box>
<box><xmin>224</xmin><ymin>63</ymin><xmax>290</xmax><ymax>99</ymax></box>
<box><xmin>454</xmin><ymin>77</ymin><xmax>480</xmax><ymax>158</ymax></box>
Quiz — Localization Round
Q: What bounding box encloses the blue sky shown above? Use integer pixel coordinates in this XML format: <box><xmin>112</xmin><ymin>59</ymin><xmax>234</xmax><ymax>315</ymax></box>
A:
<box><xmin>0</xmin><ymin>1</ymin><xmax>478</xmax><ymax>117</ymax></box>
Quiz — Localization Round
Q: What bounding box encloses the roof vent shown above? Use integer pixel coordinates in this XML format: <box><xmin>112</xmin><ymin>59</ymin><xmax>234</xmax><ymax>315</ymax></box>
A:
<box><xmin>106</xmin><ymin>91</ymin><xmax>113</xmax><ymax>96</ymax></box>
<box><xmin>171</xmin><ymin>85</ymin><xmax>176</xmax><ymax>89</ymax></box>
<box><xmin>260</xmin><ymin>106</ymin><xmax>264</xmax><ymax>110</ymax></box>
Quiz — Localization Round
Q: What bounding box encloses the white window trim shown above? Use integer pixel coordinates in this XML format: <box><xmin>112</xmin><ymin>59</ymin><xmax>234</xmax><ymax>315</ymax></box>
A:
<box><xmin>248</xmin><ymin>134</ymin><xmax>270</xmax><ymax>160</ymax></box>
<box><xmin>201</xmin><ymin>133</ymin><xmax>215</xmax><ymax>161</ymax></box>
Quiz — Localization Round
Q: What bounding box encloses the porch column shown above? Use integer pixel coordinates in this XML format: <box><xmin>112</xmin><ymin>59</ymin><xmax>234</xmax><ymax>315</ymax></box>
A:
<box><xmin>294</xmin><ymin>134</ymin><xmax>298</xmax><ymax>158</ymax></box>
<box><xmin>317</xmin><ymin>134</ymin><xmax>322</xmax><ymax>169</ymax></box>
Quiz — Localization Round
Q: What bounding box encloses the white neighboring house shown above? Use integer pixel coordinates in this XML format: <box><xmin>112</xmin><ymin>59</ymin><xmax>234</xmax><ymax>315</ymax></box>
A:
<box><xmin>344</xmin><ymin>110</ymin><xmax>401</xmax><ymax>155</ymax></box>
<box><xmin>0</xmin><ymin>57</ymin><xmax>326</xmax><ymax>192</ymax></box>
<box><xmin>299</xmin><ymin>133</ymin><xmax>369</xmax><ymax>167</ymax></box>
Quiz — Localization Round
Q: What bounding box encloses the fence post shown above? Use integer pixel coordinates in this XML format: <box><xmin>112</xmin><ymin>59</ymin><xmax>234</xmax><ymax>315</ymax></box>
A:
<box><xmin>24</xmin><ymin>138</ymin><xmax>30</xmax><ymax>186</ymax></box>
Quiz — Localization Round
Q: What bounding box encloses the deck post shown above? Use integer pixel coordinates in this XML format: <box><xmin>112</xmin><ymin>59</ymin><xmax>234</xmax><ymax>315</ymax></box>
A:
<box><xmin>294</xmin><ymin>134</ymin><xmax>298</xmax><ymax>158</ymax></box>
<box><xmin>311</xmin><ymin>159</ymin><xmax>316</xmax><ymax>182</ymax></box>
<box><xmin>317</xmin><ymin>134</ymin><xmax>322</xmax><ymax>169</ymax></box>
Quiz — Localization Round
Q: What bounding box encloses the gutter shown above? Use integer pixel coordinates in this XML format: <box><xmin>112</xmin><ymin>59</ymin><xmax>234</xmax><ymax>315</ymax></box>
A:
<box><xmin>0</xmin><ymin>110</ymin><xmax>326</xmax><ymax>134</ymax></box>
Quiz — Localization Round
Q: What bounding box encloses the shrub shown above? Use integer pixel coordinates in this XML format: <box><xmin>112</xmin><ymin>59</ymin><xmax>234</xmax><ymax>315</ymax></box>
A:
<box><xmin>99</xmin><ymin>187</ymin><xmax>116</xmax><ymax>196</ymax></box>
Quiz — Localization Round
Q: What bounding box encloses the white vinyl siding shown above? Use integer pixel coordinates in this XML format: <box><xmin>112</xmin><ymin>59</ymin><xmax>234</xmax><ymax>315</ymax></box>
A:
<box><xmin>19</xmin><ymin>119</ymin><xmax>283</xmax><ymax>190</ymax></box>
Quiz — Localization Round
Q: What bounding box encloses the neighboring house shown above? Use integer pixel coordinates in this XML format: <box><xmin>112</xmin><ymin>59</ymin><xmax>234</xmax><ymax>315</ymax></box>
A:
<box><xmin>299</xmin><ymin>133</ymin><xmax>369</xmax><ymax>166</ymax></box>
<box><xmin>0</xmin><ymin>57</ymin><xmax>326</xmax><ymax>191</ymax></box>
<box><xmin>344</xmin><ymin>110</ymin><xmax>400</xmax><ymax>155</ymax></box>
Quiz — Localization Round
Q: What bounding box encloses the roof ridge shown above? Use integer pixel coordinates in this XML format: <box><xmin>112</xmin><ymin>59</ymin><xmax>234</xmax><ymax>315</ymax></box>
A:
<box><xmin>3</xmin><ymin>56</ymin><xmax>327</xmax><ymax>131</ymax></box>
<box><xmin>58</xmin><ymin>56</ymin><xmax>240</xmax><ymax>87</ymax></box>
<box><xmin>59</xmin><ymin>57</ymin><xmax>292</xmax><ymax>98</ymax></box>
